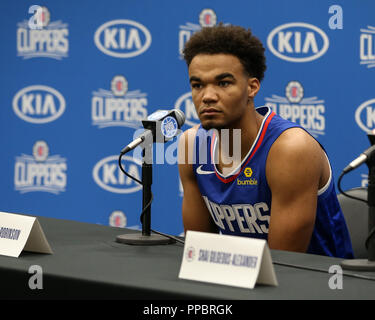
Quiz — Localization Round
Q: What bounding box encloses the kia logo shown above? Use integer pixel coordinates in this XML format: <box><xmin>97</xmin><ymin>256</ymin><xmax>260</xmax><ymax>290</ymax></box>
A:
<box><xmin>355</xmin><ymin>98</ymin><xmax>375</xmax><ymax>133</ymax></box>
<box><xmin>267</xmin><ymin>22</ymin><xmax>329</xmax><ymax>62</ymax></box>
<box><xmin>92</xmin><ymin>155</ymin><xmax>142</xmax><ymax>193</ymax></box>
<box><xmin>94</xmin><ymin>19</ymin><xmax>152</xmax><ymax>58</ymax></box>
<box><xmin>174</xmin><ymin>92</ymin><xmax>199</xmax><ymax>127</ymax></box>
<box><xmin>13</xmin><ymin>85</ymin><xmax>65</xmax><ymax>124</ymax></box>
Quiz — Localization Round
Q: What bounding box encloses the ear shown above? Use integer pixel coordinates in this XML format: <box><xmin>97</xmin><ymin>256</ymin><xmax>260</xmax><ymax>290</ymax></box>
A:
<box><xmin>247</xmin><ymin>77</ymin><xmax>260</xmax><ymax>99</ymax></box>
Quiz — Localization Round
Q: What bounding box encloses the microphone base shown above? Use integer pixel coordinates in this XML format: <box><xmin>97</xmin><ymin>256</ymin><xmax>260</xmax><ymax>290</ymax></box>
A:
<box><xmin>116</xmin><ymin>233</ymin><xmax>176</xmax><ymax>245</ymax></box>
<box><xmin>341</xmin><ymin>259</ymin><xmax>375</xmax><ymax>271</ymax></box>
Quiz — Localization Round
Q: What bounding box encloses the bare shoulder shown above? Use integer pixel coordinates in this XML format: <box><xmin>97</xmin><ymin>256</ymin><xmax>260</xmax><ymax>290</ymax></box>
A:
<box><xmin>178</xmin><ymin>124</ymin><xmax>200</xmax><ymax>175</ymax></box>
<box><xmin>266</xmin><ymin>127</ymin><xmax>327</xmax><ymax>189</ymax></box>
<box><xmin>269</xmin><ymin>127</ymin><xmax>324</xmax><ymax>160</ymax></box>
<box><xmin>179</xmin><ymin>124</ymin><xmax>200</xmax><ymax>144</ymax></box>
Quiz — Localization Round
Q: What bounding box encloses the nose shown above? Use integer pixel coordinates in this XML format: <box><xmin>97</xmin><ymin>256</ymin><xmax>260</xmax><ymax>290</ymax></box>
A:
<box><xmin>202</xmin><ymin>85</ymin><xmax>218</xmax><ymax>105</ymax></box>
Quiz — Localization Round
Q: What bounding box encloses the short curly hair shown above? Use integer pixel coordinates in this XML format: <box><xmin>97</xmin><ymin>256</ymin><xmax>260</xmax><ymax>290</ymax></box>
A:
<box><xmin>183</xmin><ymin>23</ymin><xmax>266</xmax><ymax>82</ymax></box>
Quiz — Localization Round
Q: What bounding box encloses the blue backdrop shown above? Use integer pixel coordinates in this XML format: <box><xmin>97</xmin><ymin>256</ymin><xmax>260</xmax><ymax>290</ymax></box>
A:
<box><xmin>1</xmin><ymin>0</ymin><xmax>374</xmax><ymax>236</ymax></box>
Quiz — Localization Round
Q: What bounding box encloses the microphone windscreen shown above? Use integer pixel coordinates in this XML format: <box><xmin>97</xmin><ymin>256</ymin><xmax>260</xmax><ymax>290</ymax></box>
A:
<box><xmin>173</xmin><ymin>109</ymin><xmax>186</xmax><ymax>127</ymax></box>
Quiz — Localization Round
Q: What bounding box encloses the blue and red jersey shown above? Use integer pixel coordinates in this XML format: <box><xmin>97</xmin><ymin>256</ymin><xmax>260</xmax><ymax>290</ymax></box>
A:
<box><xmin>192</xmin><ymin>106</ymin><xmax>354</xmax><ymax>258</ymax></box>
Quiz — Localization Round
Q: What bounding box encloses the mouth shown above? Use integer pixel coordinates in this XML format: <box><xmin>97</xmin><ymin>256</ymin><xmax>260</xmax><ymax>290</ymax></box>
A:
<box><xmin>200</xmin><ymin>107</ymin><xmax>222</xmax><ymax>116</ymax></box>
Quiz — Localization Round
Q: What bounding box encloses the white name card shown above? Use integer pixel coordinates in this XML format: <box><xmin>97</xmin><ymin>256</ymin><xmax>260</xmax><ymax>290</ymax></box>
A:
<box><xmin>0</xmin><ymin>211</ymin><xmax>53</xmax><ymax>258</ymax></box>
<box><xmin>178</xmin><ymin>231</ymin><xmax>278</xmax><ymax>289</ymax></box>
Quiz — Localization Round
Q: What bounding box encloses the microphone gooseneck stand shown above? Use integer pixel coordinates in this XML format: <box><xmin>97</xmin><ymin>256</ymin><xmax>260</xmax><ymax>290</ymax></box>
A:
<box><xmin>341</xmin><ymin>151</ymin><xmax>375</xmax><ymax>270</ymax></box>
<box><xmin>116</xmin><ymin>146</ymin><xmax>175</xmax><ymax>245</ymax></box>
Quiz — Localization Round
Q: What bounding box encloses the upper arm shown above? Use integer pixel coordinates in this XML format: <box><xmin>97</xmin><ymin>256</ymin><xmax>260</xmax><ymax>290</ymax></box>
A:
<box><xmin>178</xmin><ymin>127</ymin><xmax>218</xmax><ymax>234</ymax></box>
<box><xmin>266</xmin><ymin>128</ymin><xmax>326</xmax><ymax>252</ymax></box>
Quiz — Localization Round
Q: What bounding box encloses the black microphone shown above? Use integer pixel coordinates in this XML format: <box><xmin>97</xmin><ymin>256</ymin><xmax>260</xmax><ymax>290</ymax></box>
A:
<box><xmin>120</xmin><ymin>109</ymin><xmax>185</xmax><ymax>154</ymax></box>
<box><xmin>343</xmin><ymin>144</ymin><xmax>375</xmax><ymax>174</ymax></box>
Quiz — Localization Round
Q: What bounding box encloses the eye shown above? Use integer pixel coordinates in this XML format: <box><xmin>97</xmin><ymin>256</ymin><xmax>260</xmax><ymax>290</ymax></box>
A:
<box><xmin>191</xmin><ymin>83</ymin><xmax>202</xmax><ymax>89</ymax></box>
<box><xmin>218</xmin><ymin>80</ymin><xmax>231</xmax><ymax>87</ymax></box>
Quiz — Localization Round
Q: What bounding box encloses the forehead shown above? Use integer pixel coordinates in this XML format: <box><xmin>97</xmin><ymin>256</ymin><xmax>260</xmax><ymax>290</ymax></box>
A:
<box><xmin>188</xmin><ymin>53</ymin><xmax>246</xmax><ymax>79</ymax></box>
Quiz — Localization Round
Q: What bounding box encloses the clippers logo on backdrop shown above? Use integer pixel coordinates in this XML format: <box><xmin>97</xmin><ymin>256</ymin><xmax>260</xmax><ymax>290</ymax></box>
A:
<box><xmin>109</xmin><ymin>210</ymin><xmax>127</xmax><ymax>228</ymax></box>
<box><xmin>14</xmin><ymin>141</ymin><xmax>67</xmax><ymax>194</ymax></box>
<box><xmin>178</xmin><ymin>9</ymin><xmax>217</xmax><ymax>58</ymax></box>
<box><xmin>264</xmin><ymin>81</ymin><xmax>325</xmax><ymax>137</ymax></box>
<box><xmin>92</xmin><ymin>155</ymin><xmax>142</xmax><ymax>194</ymax></box>
<box><xmin>94</xmin><ymin>19</ymin><xmax>151</xmax><ymax>58</ymax></box>
<box><xmin>355</xmin><ymin>98</ymin><xmax>375</xmax><ymax>133</ymax></box>
<box><xmin>267</xmin><ymin>22</ymin><xmax>329</xmax><ymax>62</ymax></box>
<box><xmin>17</xmin><ymin>6</ymin><xmax>69</xmax><ymax>59</ymax></box>
<box><xmin>360</xmin><ymin>25</ymin><xmax>375</xmax><ymax>69</ymax></box>
<box><xmin>13</xmin><ymin>85</ymin><xmax>66</xmax><ymax>124</ymax></box>
<box><xmin>174</xmin><ymin>92</ymin><xmax>199</xmax><ymax>127</ymax></box>
<box><xmin>91</xmin><ymin>75</ymin><xmax>148</xmax><ymax>128</ymax></box>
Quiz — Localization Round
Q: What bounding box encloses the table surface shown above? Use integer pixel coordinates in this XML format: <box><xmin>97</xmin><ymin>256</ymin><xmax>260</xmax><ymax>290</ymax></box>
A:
<box><xmin>1</xmin><ymin>215</ymin><xmax>375</xmax><ymax>299</ymax></box>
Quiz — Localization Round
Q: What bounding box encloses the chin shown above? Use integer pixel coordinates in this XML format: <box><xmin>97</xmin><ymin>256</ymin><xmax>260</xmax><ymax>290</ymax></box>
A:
<box><xmin>199</xmin><ymin>117</ymin><xmax>223</xmax><ymax>130</ymax></box>
<box><xmin>201</xmin><ymin>121</ymin><xmax>226</xmax><ymax>131</ymax></box>
<box><xmin>201</xmin><ymin>123</ymin><xmax>212</xmax><ymax>130</ymax></box>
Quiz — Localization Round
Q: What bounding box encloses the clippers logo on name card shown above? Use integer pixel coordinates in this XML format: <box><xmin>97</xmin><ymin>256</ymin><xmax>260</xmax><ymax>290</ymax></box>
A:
<box><xmin>186</xmin><ymin>246</ymin><xmax>196</xmax><ymax>262</ymax></box>
<box><xmin>91</xmin><ymin>75</ymin><xmax>148</xmax><ymax>129</ymax></box>
<box><xmin>14</xmin><ymin>141</ymin><xmax>67</xmax><ymax>194</ymax></box>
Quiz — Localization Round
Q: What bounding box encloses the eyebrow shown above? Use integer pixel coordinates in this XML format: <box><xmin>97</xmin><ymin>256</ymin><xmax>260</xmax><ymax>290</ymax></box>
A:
<box><xmin>215</xmin><ymin>73</ymin><xmax>235</xmax><ymax>81</ymax></box>
<box><xmin>189</xmin><ymin>73</ymin><xmax>236</xmax><ymax>83</ymax></box>
<box><xmin>189</xmin><ymin>76</ymin><xmax>201</xmax><ymax>83</ymax></box>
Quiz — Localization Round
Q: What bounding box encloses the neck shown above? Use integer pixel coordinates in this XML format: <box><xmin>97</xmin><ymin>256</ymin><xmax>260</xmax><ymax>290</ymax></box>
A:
<box><xmin>216</xmin><ymin>107</ymin><xmax>263</xmax><ymax>174</ymax></box>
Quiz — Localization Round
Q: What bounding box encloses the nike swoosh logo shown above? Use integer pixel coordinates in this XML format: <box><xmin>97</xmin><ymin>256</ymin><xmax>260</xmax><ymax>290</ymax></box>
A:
<box><xmin>196</xmin><ymin>165</ymin><xmax>215</xmax><ymax>175</ymax></box>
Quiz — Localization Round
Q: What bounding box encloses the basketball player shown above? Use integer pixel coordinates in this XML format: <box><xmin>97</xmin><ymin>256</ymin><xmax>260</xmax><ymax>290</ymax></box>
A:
<box><xmin>178</xmin><ymin>24</ymin><xmax>353</xmax><ymax>258</ymax></box>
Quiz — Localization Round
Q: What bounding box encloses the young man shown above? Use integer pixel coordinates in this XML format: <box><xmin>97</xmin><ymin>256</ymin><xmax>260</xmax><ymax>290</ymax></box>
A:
<box><xmin>178</xmin><ymin>24</ymin><xmax>353</xmax><ymax>258</ymax></box>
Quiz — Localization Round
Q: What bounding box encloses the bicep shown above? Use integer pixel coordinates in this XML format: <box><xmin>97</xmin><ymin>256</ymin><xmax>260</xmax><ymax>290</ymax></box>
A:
<box><xmin>266</xmin><ymin>130</ymin><xmax>323</xmax><ymax>252</ymax></box>
<box><xmin>178</xmin><ymin>129</ymin><xmax>217</xmax><ymax>234</ymax></box>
